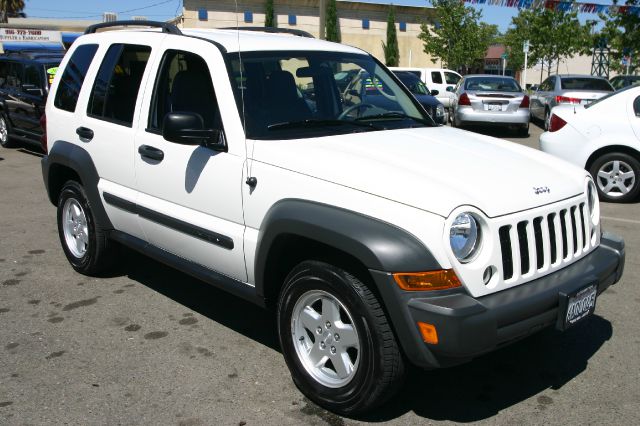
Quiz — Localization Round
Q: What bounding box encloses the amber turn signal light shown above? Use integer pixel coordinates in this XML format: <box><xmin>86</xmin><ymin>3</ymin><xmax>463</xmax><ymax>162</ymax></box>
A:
<box><xmin>417</xmin><ymin>322</ymin><xmax>439</xmax><ymax>344</ymax></box>
<box><xmin>393</xmin><ymin>269</ymin><xmax>462</xmax><ymax>291</ymax></box>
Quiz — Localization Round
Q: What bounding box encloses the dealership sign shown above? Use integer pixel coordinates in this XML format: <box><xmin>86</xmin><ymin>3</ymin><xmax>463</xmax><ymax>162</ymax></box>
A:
<box><xmin>0</xmin><ymin>28</ymin><xmax>62</xmax><ymax>43</ymax></box>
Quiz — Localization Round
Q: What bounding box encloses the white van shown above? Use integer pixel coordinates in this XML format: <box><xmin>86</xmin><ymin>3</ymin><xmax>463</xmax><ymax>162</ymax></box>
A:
<box><xmin>390</xmin><ymin>67</ymin><xmax>462</xmax><ymax>113</ymax></box>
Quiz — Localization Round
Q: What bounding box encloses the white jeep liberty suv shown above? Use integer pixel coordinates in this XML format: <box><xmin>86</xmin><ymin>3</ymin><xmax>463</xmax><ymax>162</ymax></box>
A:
<box><xmin>41</xmin><ymin>22</ymin><xmax>625</xmax><ymax>415</ymax></box>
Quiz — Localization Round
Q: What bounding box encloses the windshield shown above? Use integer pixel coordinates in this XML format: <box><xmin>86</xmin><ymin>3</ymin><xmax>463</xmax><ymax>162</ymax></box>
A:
<box><xmin>464</xmin><ymin>76</ymin><xmax>521</xmax><ymax>92</ymax></box>
<box><xmin>560</xmin><ymin>77</ymin><xmax>613</xmax><ymax>92</ymax></box>
<box><xmin>395</xmin><ymin>72</ymin><xmax>430</xmax><ymax>95</ymax></box>
<box><xmin>227</xmin><ymin>51</ymin><xmax>432</xmax><ymax>140</ymax></box>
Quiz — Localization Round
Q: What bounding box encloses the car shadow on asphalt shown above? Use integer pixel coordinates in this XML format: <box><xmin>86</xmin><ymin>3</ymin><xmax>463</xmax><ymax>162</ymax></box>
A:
<box><xmin>116</xmin><ymin>247</ymin><xmax>612</xmax><ymax>423</ymax></box>
<box><xmin>119</xmin><ymin>248</ymin><xmax>280</xmax><ymax>352</ymax></box>
<box><xmin>460</xmin><ymin>125</ymin><xmax>531</xmax><ymax>139</ymax></box>
<box><xmin>361</xmin><ymin>315</ymin><xmax>612</xmax><ymax>422</ymax></box>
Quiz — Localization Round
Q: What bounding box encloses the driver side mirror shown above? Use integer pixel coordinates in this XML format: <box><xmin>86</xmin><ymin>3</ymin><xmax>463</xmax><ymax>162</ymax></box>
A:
<box><xmin>162</xmin><ymin>112</ymin><xmax>226</xmax><ymax>151</ymax></box>
<box><xmin>446</xmin><ymin>86</ymin><xmax>454</xmax><ymax>92</ymax></box>
<box><xmin>430</xmin><ymin>89</ymin><xmax>439</xmax><ymax>96</ymax></box>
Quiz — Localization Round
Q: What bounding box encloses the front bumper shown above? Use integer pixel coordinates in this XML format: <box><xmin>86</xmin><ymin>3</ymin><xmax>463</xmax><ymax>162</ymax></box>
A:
<box><xmin>370</xmin><ymin>232</ymin><xmax>624</xmax><ymax>369</ymax></box>
<box><xmin>456</xmin><ymin>106</ymin><xmax>530</xmax><ymax>126</ymax></box>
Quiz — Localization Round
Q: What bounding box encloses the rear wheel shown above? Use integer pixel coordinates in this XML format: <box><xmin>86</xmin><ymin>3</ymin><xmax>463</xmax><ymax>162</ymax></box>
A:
<box><xmin>544</xmin><ymin>109</ymin><xmax>551</xmax><ymax>131</ymax></box>
<box><xmin>590</xmin><ymin>153</ymin><xmax>640</xmax><ymax>203</ymax></box>
<box><xmin>57</xmin><ymin>180</ymin><xmax>117</xmax><ymax>275</ymax></box>
<box><xmin>278</xmin><ymin>261</ymin><xmax>405</xmax><ymax>415</ymax></box>
<box><xmin>517</xmin><ymin>123</ymin><xmax>529</xmax><ymax>137</ymax></box>
<box><xmin>0</xmin><ymin>113</ymin><xmax>14</xmax><ymax>148</ymax></box>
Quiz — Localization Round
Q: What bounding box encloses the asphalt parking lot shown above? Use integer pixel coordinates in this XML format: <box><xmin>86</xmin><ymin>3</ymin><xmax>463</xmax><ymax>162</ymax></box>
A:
<box><xmin>1</xmin><ymin>122</ymin><xmax>639</xmax><ymax>425</ymax></box>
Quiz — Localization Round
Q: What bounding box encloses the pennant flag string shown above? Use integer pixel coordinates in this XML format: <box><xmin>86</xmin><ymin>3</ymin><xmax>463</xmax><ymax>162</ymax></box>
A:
<box><xmin>462</xmin><ymin>0</ymin><xmax>640</xmax><ymax>16</ymax></box>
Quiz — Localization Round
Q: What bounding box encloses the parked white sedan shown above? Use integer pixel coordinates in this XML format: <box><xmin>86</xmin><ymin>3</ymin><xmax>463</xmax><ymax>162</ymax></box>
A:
<box><xmin>540</xmin><ymin>85</ymin><xmax>640</xmax><ymax>202</ymax></box>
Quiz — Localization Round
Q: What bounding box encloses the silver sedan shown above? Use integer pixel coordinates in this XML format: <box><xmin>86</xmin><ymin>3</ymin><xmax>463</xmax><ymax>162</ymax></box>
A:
<box><xmin>452</xmin><ymin>75</ymin><xmax>530</xmax><ymax>136</ymax></box>
<box><xmin>530</xmin><ymin>74</ymin><xmax>614</xmax><ymax>130</ymax></box>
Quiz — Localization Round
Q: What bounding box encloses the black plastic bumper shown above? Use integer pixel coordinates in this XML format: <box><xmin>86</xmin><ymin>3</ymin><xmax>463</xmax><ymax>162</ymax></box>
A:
<box><xmin>369</xmin><ymin>232</ymin><xmax>625</xmax><ymax>369</ymax></box>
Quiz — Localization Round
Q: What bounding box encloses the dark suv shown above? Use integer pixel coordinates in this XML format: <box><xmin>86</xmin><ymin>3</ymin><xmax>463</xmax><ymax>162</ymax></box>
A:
<box><xmin>0</xmin><ymin>49</ymin><xmax>65</xmax><ymax>149</ymax></box>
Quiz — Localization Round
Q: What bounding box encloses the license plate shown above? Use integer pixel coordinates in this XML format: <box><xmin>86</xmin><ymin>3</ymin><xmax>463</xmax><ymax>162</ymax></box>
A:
<box><xmin>487</xmin><ymin>104</ymin><xmax>502</xmax><ymax>111</ymax></box>
<box><xmin>556</xmin><ymin>284</ymin><xmax>597</xmax><ymax>331</ymax></box>
<box><xmin>581</xmin><ymin>99</ymin><xmax>594</xmax><ymax>105</ymax></box>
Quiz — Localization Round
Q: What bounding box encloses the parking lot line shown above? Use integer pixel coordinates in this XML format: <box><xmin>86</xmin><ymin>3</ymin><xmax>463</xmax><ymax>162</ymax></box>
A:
<box><xmin>601</xmin><ymin>216</ymin><xmax>640</xmax><ymax>225</ymax></box>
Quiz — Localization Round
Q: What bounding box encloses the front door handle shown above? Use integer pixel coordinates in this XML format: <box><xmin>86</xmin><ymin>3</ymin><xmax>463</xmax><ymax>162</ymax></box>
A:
<box><xmin>138</xmin><ymin>144</ymin><xmax>164</xmax><ymax>162</ymax></box>
<box><xmin>76</xmin><ymin>127</ymin><xmax>94</xmax><ymax>141</ymax></box>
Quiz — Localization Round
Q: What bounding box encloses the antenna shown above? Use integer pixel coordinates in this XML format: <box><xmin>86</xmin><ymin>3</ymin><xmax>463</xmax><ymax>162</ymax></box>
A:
<box><xmin>233</xmin><ymin>1</ymin><xmax>255</xmax><ymax>188</ymax></box>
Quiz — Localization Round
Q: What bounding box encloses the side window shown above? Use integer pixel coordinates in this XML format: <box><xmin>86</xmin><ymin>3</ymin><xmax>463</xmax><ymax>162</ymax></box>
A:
<box><xmin>54</xmin><ymin>44</ymin><xmax>99</xmax><ymax>112</ymax></box>
<box><xmin>539</xmin><ymin>78</ymin><xmax>550</xmax><ymax>91</ymax></box>
<box><xmin>431</xmin><ymin>71</ymin><xmax>443</xmax><ymax>85</ymax></box>
<box><xmin>444</xmin><ymin>71</ymin><xmax>460</xmax><ymax>85</ymax></box>
<box><xmin>0</xmin><ymin>61</ymin><xmax>8</xmax><ymax>87</ymax></box>
<box><xmin>7</xmin><ymin>62</ymin><xmax>23</xmax><ymax>89</ymax></box>
<box><xmin>88</xmin><ymin>43</ymin><xmax>151</xmax><ymax>126</ymax></box>
<box><xmin>23</xmin><ymin>65</ymin><xmax>42</xmax><ymax>89</ymax></box>
<box><xmin>634</xmin><ymin>96</ymin><xmax>640</xmax><ymax>117</ymax></box>
<box><xmin>148</xmin><ymin>50</ymin><xmax>219</xmax><ymax>132</ymax></box>
<box><xmin>549</xmin><ymin>76</ymin><xmax>557</xmax><ymax>91</ymax></box>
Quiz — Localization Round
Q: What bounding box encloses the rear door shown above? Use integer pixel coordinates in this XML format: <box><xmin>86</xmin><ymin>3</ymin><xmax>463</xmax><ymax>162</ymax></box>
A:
<box><xmin>133</xmin><ymin>36</ymin><xmax>248</xmax><ymax>282</ymax></box>
<box><xmin>631</xmin><ymin>94</ymin><xmax>640</xmax><ymax>142</ymax></box>
<box><xmin>12</xmin><ymin>63</ymin><xmax>47</xmax><ymax>139</ymax></box>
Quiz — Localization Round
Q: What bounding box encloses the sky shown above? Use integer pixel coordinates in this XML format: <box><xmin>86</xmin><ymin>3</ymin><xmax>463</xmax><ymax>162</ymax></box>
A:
<box><xmin>22</xmin><ymin>0</ymin><xmax>615</xmax><ymax>32</ymax></box>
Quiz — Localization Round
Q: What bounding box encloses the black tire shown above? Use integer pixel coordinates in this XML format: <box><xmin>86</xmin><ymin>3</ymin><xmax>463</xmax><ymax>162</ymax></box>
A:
<box><xmin>278</xmin><ymin>260</ymin><xmax>405</xmax><ymax>415</ymax></box>
<box><xmin>517</xmin><ymin>123</ymin><xmax>529</xmax><ymax>137</ymax></box>
<box><xmin>57</xmin><ymin>180</ymin><xmax>117</xmax><ymax>275</ymax></box>
<box><xmin>0</xmin><ymin>112</ymin><xmax>14</xmax><ymax>148</ymax></box>
<box><xmin>589</xmin><ymin>152</ymin><xmax>640</xmax><ymax>203</ymax></box>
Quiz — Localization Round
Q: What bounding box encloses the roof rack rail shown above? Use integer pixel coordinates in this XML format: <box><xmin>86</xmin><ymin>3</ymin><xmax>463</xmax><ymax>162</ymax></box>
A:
<box><xmin>219</xmin><ymin>26</ymin><xmax>314</xmax><ymax>38</ymax></box>
<box><xmin>85</xmin><ymin>20</ymin><xmax>182</xmax><ymax>35</ymax></box>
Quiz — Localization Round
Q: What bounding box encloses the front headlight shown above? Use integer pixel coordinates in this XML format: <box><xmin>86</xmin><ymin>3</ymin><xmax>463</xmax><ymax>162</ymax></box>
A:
<box><xmin>436</xmin><ymin>104</ymin><xmax>445</xmax><ymax>117</ymax></box>
<box><xmin>450</xmin><ymin>212</ymin><xmax>481</xmax><ymax>263</ymax></box>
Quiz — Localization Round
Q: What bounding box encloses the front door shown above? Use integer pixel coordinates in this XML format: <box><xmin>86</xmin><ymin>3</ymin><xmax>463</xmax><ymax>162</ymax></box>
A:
<box><xmin>133</xmin><ymin>38</ymin><xmax>248</xmax><ymax>282</ymax></box>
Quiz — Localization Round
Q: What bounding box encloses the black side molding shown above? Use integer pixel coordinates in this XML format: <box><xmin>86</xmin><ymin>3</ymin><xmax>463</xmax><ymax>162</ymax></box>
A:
<box><xmin>254</xmin><ymin>199</ymin><xmax>441</xmax><ymax>298</ymax></box>
<box><xmin>103</xmin><ymin>192</ymin><xmax>234</xmax><ymax>250</ymax></box>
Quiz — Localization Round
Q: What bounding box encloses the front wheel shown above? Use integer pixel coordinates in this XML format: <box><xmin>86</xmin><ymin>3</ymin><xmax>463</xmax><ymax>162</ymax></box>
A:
<box><xmin>589</xmin><ymin>153</ymin><xmax>640</xmax><ymax>203</ymax></box>
<box><xmin>278</xmin><ymin>261</ymin><xmax>405</xmax><ymax>415</ymax></box>
<box><xmin>57</xmin><ymin>180</ymin><xmax>117</xmax><ymax>275</ymax></box>
<box><xmin>0</xmin><ymin>113</ymin><xmax>14</xmax><ymax>148</ymax></box>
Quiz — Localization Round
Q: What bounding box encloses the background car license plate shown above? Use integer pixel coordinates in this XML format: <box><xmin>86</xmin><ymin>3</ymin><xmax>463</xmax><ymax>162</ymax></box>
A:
<box><xmin>488</xmin><ymin>104</ymin><xmax>502</xmax><ymax>111</ymax></box>
<box><xmin>556</xmin><ymin>284</ymin><xmax>597</xmax><ymax>331</ymax></box>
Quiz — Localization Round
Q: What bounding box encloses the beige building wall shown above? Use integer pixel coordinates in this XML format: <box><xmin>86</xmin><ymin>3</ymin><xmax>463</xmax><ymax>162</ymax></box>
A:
<box><xmin>181</xmin><ymin>0</ymin><xmax>436</xmax><ymax>67</ymax></box>
<box><xmin>523</xmin><ymin>54</ymin><xmax>618</xmax><ymax>86</ymax></box>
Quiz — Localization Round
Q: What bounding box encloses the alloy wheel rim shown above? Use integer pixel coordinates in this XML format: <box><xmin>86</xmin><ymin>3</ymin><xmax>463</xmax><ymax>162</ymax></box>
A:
<box><xmin>0</xmin><ymin>117</ymin><xmax>7</xmax><ymax>143</ymax></box>
<box><xmin>596</xmin><ymin>160</ymin><xmax>636</xmax><ymax>197</ymax></box>
<box><xmin>291</xmin><ymin>289</ymin><xmax>361</xmax><ymax>388</ymax></box>
<box><xmin>62</xmin><ymin>198</ymin><xmax>89</xmax><ymax>258</ymax></box>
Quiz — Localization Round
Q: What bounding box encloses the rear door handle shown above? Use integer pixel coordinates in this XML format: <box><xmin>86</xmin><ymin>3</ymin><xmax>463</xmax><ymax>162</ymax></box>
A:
<box><xmin>138</xmin><ymin>144</ymin><xmax>164</xmax><ymax>162</ymax></box>
<box><xmin>76</xmin><ymin>127</ymin><xmax>94</xmax><ymax>141</ymax></box>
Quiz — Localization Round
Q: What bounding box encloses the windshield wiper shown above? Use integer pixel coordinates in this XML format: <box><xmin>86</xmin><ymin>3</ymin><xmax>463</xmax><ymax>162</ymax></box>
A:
<box><xmin>354</xmin><ymin>112</ymin><xmax>433</xmax><ymax>126</ymax></box>
<box><xmin>268</xmin><ymin>119</ymin><xmax>381</xmax><ymax>131</ymax></box>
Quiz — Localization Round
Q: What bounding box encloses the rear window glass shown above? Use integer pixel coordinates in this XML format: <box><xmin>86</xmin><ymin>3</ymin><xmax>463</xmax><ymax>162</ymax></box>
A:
<box><xmin>54</xmin><ymin>44</ymin><xmax>99</xmax><ymax>112</ymax></box>
<box><xmin>88</xmin><ymin>43</ymin><xmax>151</xmax><ymax>126</ymax></box>
<box><xmin>464</xmin><ymin>77</ymin><xmax>521</xmax><ymax>92</ymax></box>
<box><xmin>560</xmin><ymin>77</ymin><xmax>613</xmax><ymax>92</ymax></box>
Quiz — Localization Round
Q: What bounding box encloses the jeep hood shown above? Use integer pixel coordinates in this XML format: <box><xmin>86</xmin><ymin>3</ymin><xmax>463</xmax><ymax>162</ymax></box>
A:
<box><xmin>251</xmin><ymin>126</ymin><xmax>586</xmax><ymax>218</ymax></box>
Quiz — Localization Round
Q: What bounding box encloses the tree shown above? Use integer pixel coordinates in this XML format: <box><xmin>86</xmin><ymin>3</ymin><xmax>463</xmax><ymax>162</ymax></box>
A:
<box><xmin>418</xmin><ymin>0</ymin><xmax>497</xmax><ymax>72</ymax></box>
<box><xmin>382</xmin><ymin>6</ymin><xmax>399</xmax><ymax>66</ymax></box>
<box><xmin>0</xmin><ymin>0</ymin><xmax>25</xmax><ymax>23</ymax></box>
<box><xmin>325</xmin><ymin>0</ymin><xmax>340</xmax><ymax>43</ymax></box>
<box><xmin>502</xmin><ymin>8</ymin><xmax>591</xmax><ymax>80</ymax></box>
<box><xmin>598</xmin><ymin>1</ymin><xmax>640</xmax><ymax>74</ymax></box>
<box><xmin>264</xmin><ymin>0</ymin><xmax>275</xmax><ymax>28</ymax></box>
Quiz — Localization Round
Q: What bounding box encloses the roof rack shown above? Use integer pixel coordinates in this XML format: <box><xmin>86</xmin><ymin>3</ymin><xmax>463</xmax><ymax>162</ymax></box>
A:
<box><xmin>84</xmin><ymin>20</ymin><xmax>182</xmax><ymax>35</ymax></box>
<box><xmin>219</xmin><ymin>26</ymin><xmax>314</xmax><ymax>38</ymax></box>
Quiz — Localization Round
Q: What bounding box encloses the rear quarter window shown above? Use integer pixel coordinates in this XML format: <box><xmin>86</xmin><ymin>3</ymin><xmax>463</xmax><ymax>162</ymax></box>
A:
<box><xmin>54</xmin><ymin>44</ymin><xmax>99</xmax><ymax>112</ymax></box>
<box><xmin>560</xmin><ymin>77</ymin><xmax>613</xmax><ymax>92</ymax></box>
